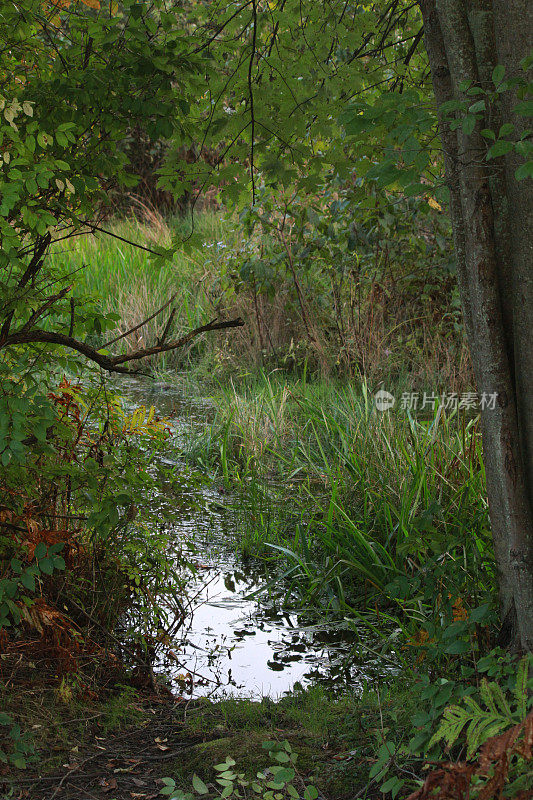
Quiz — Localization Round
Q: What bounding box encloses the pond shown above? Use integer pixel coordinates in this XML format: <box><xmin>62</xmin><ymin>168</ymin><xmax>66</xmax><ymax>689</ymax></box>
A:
<box><xmin>121</xmin><ymin>378</ymin><xmax>398</xmax><ymax>700</ymax></box>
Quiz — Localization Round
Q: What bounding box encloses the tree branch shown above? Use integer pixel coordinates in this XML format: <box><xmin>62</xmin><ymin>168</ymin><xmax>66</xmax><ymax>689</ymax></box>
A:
<box><xmin>248</xmin><ymin>0</ymin><xmax>258</xmax><ymax>203</ymax></box>
<box><xmin>3</xmin><ymin>318</ymin><xmax>245</xmax><ymax>375</ymax></box>
<box><xmin>19</xmin><ymin>286</ymin><xmax>72</xmax><ymax>334</ymax></box>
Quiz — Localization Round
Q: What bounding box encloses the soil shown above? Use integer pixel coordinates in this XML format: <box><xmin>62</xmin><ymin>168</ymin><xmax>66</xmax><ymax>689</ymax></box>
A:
<box><xmin>8</xmin><ymin>695</ymin><xmax>197</xmax><ymax>800</ymax></box>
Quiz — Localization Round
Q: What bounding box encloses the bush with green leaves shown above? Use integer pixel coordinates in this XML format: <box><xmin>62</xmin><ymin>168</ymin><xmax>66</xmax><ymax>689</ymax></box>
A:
<box><xmin>0</xmin><ymin>713</ymin><xmax>35</xmax><ymax>771</ymax></box>
<box><xmin>0</xmin><ymin>0</ymin><xmax>207</xmax><ymax>660</ymax></box>
<box><xmin>211</xmin><ymin>177</ymin><xmax>462</xmax><ymax>381</ymax></box>
<box><xmin>365</xmin><ymin>654</ymin><xmax>533</xmax><ymax>799</ymax></box>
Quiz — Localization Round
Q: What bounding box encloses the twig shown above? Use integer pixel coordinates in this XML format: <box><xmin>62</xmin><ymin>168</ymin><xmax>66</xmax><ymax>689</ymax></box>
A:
<box><xmin>158</xmin><ymin>308</ymin><xmax>176</xmax><ymax>346</ymax></box>
<box><xmin>248</xmin><ymin>0</ymin><xmax>258</xmax><ymax>202</ymax></box>
<box><xmin>103</xmin><ymin>292</ymin><xmax>178</xmax><ymax>348</ymax></box>
<box><xmin>49</xmin><ymin>752</ymin><xmax>101</xmax><ymax>799</ymax></box>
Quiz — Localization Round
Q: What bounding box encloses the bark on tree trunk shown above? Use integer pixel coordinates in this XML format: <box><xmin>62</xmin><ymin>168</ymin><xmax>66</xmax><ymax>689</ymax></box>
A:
<box><xmin>419</xmin><ymin>0</ymin><xmax>533</xmax><ymax>651</ymax></box>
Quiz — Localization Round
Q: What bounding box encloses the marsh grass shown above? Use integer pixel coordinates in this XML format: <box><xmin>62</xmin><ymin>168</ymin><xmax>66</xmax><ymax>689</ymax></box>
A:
<box><xmin>48</xmin><ymin>211</ymin><xmax>231</xmax><ymax>368</ymax></box>
<box><xmin>48</xmin><ymin>211</ymin><xmax>491</xmax><ymax>628</ymax></box>
<box><xmin>184</xmin><ymin>372</ymin><xmax>491</xmax><ymax>619</ymax></box>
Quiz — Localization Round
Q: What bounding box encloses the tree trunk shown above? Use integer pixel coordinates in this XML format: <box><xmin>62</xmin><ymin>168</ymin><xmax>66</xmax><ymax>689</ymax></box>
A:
<box><xmin>419</xmin><ymin>0</ymin><xmax>533</xmax><ymax>650</ymax></box>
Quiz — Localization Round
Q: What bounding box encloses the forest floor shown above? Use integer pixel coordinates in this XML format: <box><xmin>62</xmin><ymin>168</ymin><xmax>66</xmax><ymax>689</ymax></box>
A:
<box><xmin>4</xmin><ymin>650</ymin><xmax>408</xmax><ymax>800</ymax></box>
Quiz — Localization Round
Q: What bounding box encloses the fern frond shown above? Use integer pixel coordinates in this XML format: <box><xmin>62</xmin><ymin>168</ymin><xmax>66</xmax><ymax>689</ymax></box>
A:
<box><xmin>514</xmin><ymin>656</ymin><xmax>530</xmax><ymax>720</ymax></box>
<box><xmin>428</xmin><ymin>706</ymin><xmax>470</xmax><ymax>751</ymax></box>
<box><xmin>463</xmin><ymin>696</ymin><xmax>484</xmax><ymax>716</ymax></box>
<box><xmin>480</xmin><ymin>678</ymin><xmax>498</xmax><ymax>715</ymax></box>
<box><xmin>428</xmin><ymin>659</ymin><xmax>530</xmax><ymax>762</ymax></box>
<box><xmin>489</xmin><ymin>681</ymin><xmax>514</xmax><ymax>721</ymax></box>
<box><xmin>466</xmin><ymin>714</ymin><xmax>508</xmax><ymax>759</ymax></box>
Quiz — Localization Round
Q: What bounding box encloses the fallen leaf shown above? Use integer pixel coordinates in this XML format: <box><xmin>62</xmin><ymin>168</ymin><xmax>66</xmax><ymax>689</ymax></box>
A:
<box><xmin>100</xmin><ymin>777</ymin><xmax>118</xmax><ymax>792</ymax></box>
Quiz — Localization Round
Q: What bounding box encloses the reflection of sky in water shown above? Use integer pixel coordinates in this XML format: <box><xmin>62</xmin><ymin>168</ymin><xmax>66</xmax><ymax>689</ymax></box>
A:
<box><xmin>163</xmin><ymin>555</ymin><xmax>356</xmax><ymax>699</ymax></box>
<box><xmin>120</xmin><ymin>378</ymin><xmax>399</xmax><ymax>700</ymax></box>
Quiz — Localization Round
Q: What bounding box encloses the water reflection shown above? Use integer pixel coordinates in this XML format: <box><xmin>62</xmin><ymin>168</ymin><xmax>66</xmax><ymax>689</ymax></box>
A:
<box><xmin>158</xmin><ymin>549</ymin><xmax>363</xmax><ymax>699</ymax></box>
<box><xmin>119</xmin><ymin>378</ymin><xmax>398</xmax><ymax>699</ymax></box>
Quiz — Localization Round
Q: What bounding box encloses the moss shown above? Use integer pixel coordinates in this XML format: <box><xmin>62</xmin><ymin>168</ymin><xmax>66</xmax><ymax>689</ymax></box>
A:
<box><xmin>163</xmin><ymin>683</ymin><xmax>417</xmax><ymax>800</ymax></box>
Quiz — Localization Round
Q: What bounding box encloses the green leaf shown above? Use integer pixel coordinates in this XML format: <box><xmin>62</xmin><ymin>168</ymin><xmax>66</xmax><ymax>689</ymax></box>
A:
<box><xmin>515</xmin><ymin>161</ymin><xmax>533</xmax><ymax>180</ymax></box>
<box><xmin>381</xmin><ymin>777</ymin><xmax>404</xmax><ymax>796</ymax></box>
<box><xmin>492</xmin><ymin>65</ymin><xmax>505</xmax><ymax>85</ymax></box>
<box><xmin>37</xmin><ymin>557</ymin><xmax>54</xmax><ymax>575</ymax></box>
<box><xmin>469</xmin><ymin>603</ymin><xmax>491</xmax><ymax>623</ymax></box>
<box><xmin>468</xmin><ymin>100</ymin><xmax>485</xmax><ymax>114</ymax></box>
<box><xmin>270</xmin><ymin>768</ymin><xmax>294</xmax><ymax>783</ymax></box>
<box><xmin>462</xmin><ymin>116</ymin><xmax>476</xmax><ymax>135</ymax></box>
<box><xmin>160</xmin><ymin>776</ymin><xmax>177</xmax><ymax>795</ymax></box>
<box><xmin>20</xmin><ymin>571</ymin><xmax>35</xmax><ymax>592</ymax></box>
<box><xmin>192</xmin><ymin>775</ymin><xmax>208</xmax><ymax>795</ymax></box>
<box><xmin>444</xmin><ymin>640</ymin><xmax>470</xmax><ymax>654</ymax></box>
<box><xmin>214</xmin><ymin>759</ymin><xmax>236</xmax><ymax>771</ymax></box>
<box><xmin>34</xmin><ymin>543</ymin><xmax>47</xmax><ymax>560</ymax></box>
<box><xmin>499</xmin><ymin>123</ymin><xmax>515</xmax><ymax>137</ymax></box>
<box><xmin>514</xmin><ymin>100</ymin><xmax>533</xmax><ymax>117</ymax></box>
<box><xmin>303</xmin><ymin>787</ymin><xmax>318</xmax><ymax>800</ymax></box>
<box><xmin>487</xmin><ymin>140</ymin><xmax>514</xmax><ymax>159</ymax></box>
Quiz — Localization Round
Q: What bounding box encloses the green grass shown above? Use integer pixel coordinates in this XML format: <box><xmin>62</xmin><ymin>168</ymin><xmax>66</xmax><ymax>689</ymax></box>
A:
<box><xmin>182</xmin><ymin>371</ymin><xmax>493</xmax><ymax>630</ymax></box>
<box><xmin>47</xmin><ymin>210</ymin><xmax>494</xmax><ymax>647</ymax></box>
<box><xmin>47</xmin><ymin>208</ymin><xmax>469</xmax><ymax>388</ymax></box>
<box><xmin>48</xmin><ymin>212</ymin><xmax>234</xmax><ymax>370</ymax></box>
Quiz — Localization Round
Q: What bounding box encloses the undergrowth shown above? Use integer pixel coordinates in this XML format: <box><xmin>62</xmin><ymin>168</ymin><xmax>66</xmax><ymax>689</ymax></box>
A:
<box><xmin>28</xmin><ymin>209</ymin><xmax>522</xmax><ymax>800</ymax></box>
<box><xmin>48</xmin><ymin>200</ymin><xmax>470</xmax><ymax>390</ymax></box>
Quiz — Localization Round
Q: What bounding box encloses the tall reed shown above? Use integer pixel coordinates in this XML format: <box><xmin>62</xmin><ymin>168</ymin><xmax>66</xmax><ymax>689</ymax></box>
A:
<box><xmin>185</xmin><ymin>373</ymin><xmax>491</xmax><ymax>617</ymax></box>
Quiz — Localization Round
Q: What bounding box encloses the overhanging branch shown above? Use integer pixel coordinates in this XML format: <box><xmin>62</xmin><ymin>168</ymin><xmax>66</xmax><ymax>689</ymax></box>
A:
<box><xmin>3</xmin><ymin>317</ymin><xmax>245</xmax><ymax>375</ymax></box>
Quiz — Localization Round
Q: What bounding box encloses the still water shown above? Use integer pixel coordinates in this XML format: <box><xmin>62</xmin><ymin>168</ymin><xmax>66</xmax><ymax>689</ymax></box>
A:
<box><xmin>122</xmin><ymin>379</ymin><xmax>397</xmax><ymax>700</ymax></box>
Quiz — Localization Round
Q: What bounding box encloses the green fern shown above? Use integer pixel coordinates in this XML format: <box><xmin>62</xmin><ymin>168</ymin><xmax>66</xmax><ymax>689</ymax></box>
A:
<box><xmin>428</xmin><ymin>656</ymin><xmax>531</xmax><ymax>760</ymax></box>
<box><xmin>514</xmin><ymin>655</ymin><xmax>529</xmax><ymax>720</ymax></box>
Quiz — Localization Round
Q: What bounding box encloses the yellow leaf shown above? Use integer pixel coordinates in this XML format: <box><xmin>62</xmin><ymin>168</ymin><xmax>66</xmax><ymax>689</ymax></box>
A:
<box><xmin>428</xmin><ymin>197</ymin><xmax>442</xmax><ymax>211</ymax></box>
<box><xmin>80</xmin><ymin>0</ymin><xmax>101</xmax><ymax>9</ymax></box>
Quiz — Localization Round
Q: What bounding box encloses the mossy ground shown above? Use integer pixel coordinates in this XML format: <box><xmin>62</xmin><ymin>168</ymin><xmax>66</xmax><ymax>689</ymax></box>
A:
<box><xmin>3</xmin><ymin>664</ymin><xmax>418</xmax><ymax>799</ymax></box>
<box><xmin>165</xmin><ymin>686</ymin><xmax>414</xmax><ymax>800</ymax></box>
